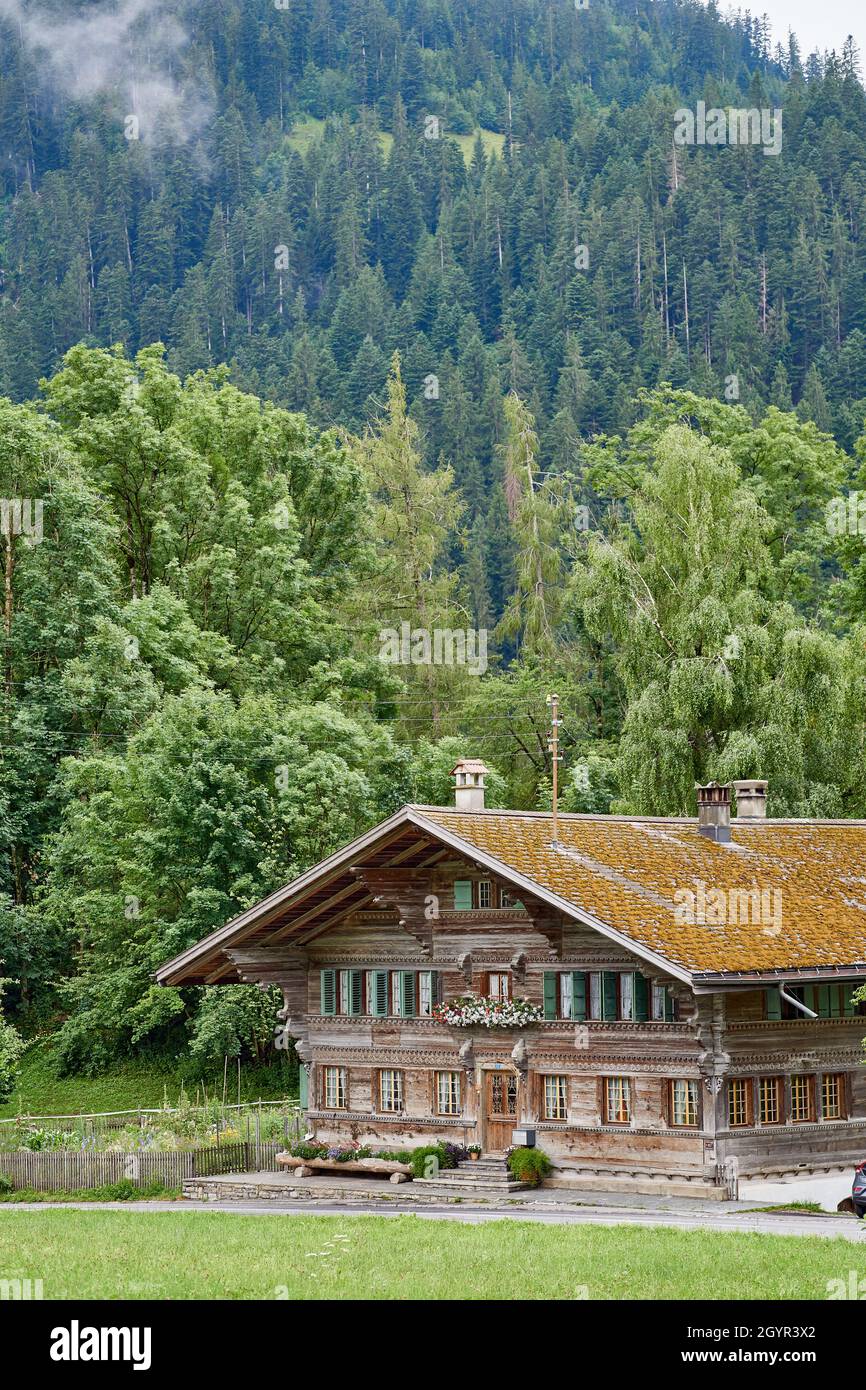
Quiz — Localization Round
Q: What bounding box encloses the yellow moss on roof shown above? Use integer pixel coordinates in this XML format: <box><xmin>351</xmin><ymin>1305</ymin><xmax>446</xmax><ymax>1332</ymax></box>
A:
<box><xmin>419</xmin><ymin>810</ymin><xmax>866</xmax><ymax>974</ymax></box>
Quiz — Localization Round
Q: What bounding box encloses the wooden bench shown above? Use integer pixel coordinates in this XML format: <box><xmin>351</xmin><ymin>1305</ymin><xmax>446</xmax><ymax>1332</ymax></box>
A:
<box><xmin>276</xmin><ymin>1153</ymin><xmax>412</xmax><ymax>1183</ymax></box>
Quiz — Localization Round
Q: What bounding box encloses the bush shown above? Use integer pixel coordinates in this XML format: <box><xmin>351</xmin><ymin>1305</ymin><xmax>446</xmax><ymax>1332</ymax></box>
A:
<box><xmin>0</xmin><ymin>1173</ymin><xmax>13</xmax><ymax>1194</ymax></box>
<box><xmin>507</xmin><ymin>1147</ymin><xmax>551</xmax><ymax>1187</ymax></box>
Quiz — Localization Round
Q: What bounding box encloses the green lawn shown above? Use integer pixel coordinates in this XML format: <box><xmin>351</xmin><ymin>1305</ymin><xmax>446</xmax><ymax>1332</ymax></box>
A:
<box><xmin>0</xmin><ymin>1041</ymin><xmax>295</xmax><ymax>1118</ymax></box>
<box><xmin>1</xmin><ymin>1210</ymin><xmax>863</xmax><ymax>1300</ymax></box>
<box><xmin>286</xmin><ymin>116</ymin><xmax>505</xmax><ymax>164</ymax></box>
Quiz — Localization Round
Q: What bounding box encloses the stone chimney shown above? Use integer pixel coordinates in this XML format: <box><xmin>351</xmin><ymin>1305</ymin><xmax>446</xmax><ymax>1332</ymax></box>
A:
<box><xmin>451</xmin><ymin>759</ymin><xmax>489</xmax><ymax>812</ymax></box>
<box><xmin>695</xmin><ymin>783</ymin><xmax>732</xmax><ymax>843</ymax></box>
<box><xmin>733</xmin><ymin>780</ymin><xmax>768</xmax><ymax>820</ymax></box>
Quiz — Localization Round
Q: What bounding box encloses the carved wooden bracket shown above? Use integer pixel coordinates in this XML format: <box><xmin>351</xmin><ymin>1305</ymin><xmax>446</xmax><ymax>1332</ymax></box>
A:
<box><xmin>350</xmin><ymin>866</ymin><xmax>433</xmax><ymax>956</ymax></box>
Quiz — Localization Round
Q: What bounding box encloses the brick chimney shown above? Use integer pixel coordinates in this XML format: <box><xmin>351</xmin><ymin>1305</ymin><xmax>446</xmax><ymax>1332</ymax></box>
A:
<box><xmin>451</xmin><ymin>759</ymin><xmax>489</xmax><ymax>812</ymax></box>
<box><xmin>696</xmin><ymin>783</ymin><xmax>732</xmax><ymax>843</ymax></box>
<box><xmin>733</xmin><ymin>779</ymin><xmax>768</xmax><ymax>820</ymax></box>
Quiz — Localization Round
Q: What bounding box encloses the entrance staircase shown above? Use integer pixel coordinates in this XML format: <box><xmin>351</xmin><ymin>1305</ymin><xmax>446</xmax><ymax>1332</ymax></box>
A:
<box><xmin>412</xmin><ymin>1153</ymin><xmax>530</xmax><ymax>1198</ymax></box>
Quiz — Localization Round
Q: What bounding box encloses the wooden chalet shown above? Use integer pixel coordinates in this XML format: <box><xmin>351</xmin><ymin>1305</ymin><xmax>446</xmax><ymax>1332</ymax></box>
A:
<box><xmin>157</xmin><ymin>764</ymin><xmax>866</xmax><ymax>1192</ymax></box>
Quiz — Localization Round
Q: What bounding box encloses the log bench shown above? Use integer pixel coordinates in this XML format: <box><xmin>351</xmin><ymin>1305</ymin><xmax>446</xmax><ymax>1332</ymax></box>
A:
<box><xmin>276</xmin><ymin>1153</ymin><xmax>413</xmax><ymax>1183</ymax></box>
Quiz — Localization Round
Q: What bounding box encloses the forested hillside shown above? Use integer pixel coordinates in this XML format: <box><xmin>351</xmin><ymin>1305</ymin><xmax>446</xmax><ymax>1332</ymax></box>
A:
<box><xmin>2</xmin><ymin>0</ymin><xmax>866</xmax><ymax>1080</ymax></box>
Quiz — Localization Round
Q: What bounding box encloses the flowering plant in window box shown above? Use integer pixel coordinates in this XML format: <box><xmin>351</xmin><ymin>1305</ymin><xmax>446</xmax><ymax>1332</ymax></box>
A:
<box><xmin>433</xmin><ymin>995</ymin><xmax>544</xmax><ymax>1028</ymax></box>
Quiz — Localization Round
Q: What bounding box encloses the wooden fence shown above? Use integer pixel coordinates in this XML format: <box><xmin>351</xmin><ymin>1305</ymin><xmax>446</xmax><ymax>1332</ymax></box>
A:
<box><xmin>0</xmin><ymin>1141</ymin><xmax>286</xmax><ymax>1192</ymax></box>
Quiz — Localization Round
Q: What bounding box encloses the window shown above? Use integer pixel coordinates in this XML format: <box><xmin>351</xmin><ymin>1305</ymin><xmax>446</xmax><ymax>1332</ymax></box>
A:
<box><xmin>499</xmin><ymin>888</ymin><xmax>524</xmax><ymax>909</ymax></box>
<box><xmin>670</xmin><ymin>1080</ymin><xmax>699</xmax><ymax>1127</ymax></box>
<box><xmin>544</xmin><ymin>971</ymin><xmax>648</xmax><ymax>1022</ymax></box>
<box><xmin>323</xmin><ymin>1066</ymin><xmax>347</xmax><ymax>1110</ymax></box>
<box><xmin>488</xmin><ymin>972</ymin><xmax>510</xmax><ymax>1001</ymax></box>
<box><xmin>436</xmin><ymin>1071</ymin><xmax>461</xmax><ymax>1116</ymax></box>
<box><xmin>379</xmin><ymin>1070</ymin><xmax>403</xmax><ymax>1113</ymax></box>
<box><xmin>620</xmin><ymin>972</ymin><xmax>634</xmax><ymax>1021</ymax></box>
<box><xmin>477</xmin><ymin>879</ymin><xmax>493</xmax><ymax>908</ymax></box>
<box><xmin>544</xmin><ymin>1075</ymin><xmax>569</xmax><ymax>1121</ymax></box>
<box><xmin>338</xmin><ymin>969</ymin><xmax>364</xmax><ymax>1017</ymax></box>
<box><xmin>791</xmin><ymin>1075</ymin><xmax>815</xmax><ymax>1123</ymax></box>
<box><xmin>419</xmin><ymin>971</ymin><xmax>433</xmax><ymax>1017</ymax></box>
<box><xmin>728</xmin><ymin>1079</ymin><xmax>751</xmax><ymax>1128</ymax></box>
<box><xmin>323</xmin><ymin>968</ymin><xmax>438</xmax><ymax>1019</ymax></box>
<box><xmin>757</xmin><ymin>1077</ymin><xmax>782</xmax><ymax>1125</ymax></box>
<box><xmin>652</xmin><ymin>983</ymin><xmax>674</xmax><ymax>1021</ymax></box>
<box><xmin>605</xmin><ymin>1077</ymin><xmax>631</xmax><ymax>1125</ymax></box>
<box><xmin>822</xmin><ymin>1074</ymin><xmax>846</xmax><ymax>1120</ymax></box>
<box><xmin>777</xmin><ymin>984</ymin><xmax>863</xmax><ymax>1020</ymax></box>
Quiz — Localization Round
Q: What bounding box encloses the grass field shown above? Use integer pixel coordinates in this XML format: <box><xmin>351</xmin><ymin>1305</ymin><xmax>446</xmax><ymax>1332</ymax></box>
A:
<box><xmin>1</xmin><ymin>1210</ymin><xmax>863</xmax><ymax>1300</ymax></box>
<box><xmin>285</xmin><ymin>115</ymin><xmax>505</xmax><ymax>164</ymax></box>
<box><xmin>0</xmin><ymin>1041</ymin><xmax>295</xmax><ymax>1118</ymax></box>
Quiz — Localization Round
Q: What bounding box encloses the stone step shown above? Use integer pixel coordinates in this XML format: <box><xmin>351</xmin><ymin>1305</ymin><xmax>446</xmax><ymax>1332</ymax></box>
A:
<box><xmin>414</xmin><ymin>1175</ymin><xmax>529</xmax><ymax>1193</ymax></box>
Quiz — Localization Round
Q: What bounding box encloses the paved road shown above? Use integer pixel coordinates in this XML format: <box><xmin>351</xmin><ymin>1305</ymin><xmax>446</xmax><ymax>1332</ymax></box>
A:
<box><xmin>2</xmin><ymin>1198</ymin><xmax>864</xmax><ymax>1242</ymax></box>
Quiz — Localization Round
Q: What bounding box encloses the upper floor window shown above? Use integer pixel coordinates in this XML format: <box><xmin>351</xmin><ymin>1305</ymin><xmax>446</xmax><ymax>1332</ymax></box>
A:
<box><xmin>320</xmin><ymin>968</ymin><xmax>440</xmax><ymax>1018</ymax></box>
<box><xmin>379</xmin><ymin>1069</ymin><xmax>403</xmax><ymax>1113</ymax></box>
<box><xmin>772</xmin><ymin>984</ymin><xmax>864</xmax><ymax>1021</ymax></box>
<box><xmin>454</xmin><ymin>879</ymin><xmax>524</xmax><ymax>911</ymax></box>
<box><xmin>543</xmin><ymin>971</ymin><xmax>668</xmax><ymax>1022</ymax></box>
<box><xmin>487</xmin><ymin>972</ymin><xmax>511</xmax><ymax>1001</ymax></box>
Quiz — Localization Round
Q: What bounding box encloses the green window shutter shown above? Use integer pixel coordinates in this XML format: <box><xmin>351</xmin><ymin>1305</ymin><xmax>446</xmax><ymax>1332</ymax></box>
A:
<box><xmin>804</xmin><ymin>985</ymin><xmax>817</xmax><ymax>1015</ymax></box>
<box><xmin>320</xmin><ymin>968</ymin><xmax>336</xmax><ymax>1016</ymax></box>
<box><xmin>401</xmin><ymin>971</ymin><xmax>417</xmax><ymax>1017</ymax></box>
<box><xmin>572</xmin><ymin>972</ymin><xmax>587</xmax><ymax>1021</ymax></box>
<box><xmin>543</xmin><ymin>972</ymin><xmax>558</xmax><ymax>1020</ymax></box>
<box><xmin>829</xmin><ymin>986</ymin><xmax>842</xmax><ymax>1019</ymax></box>
<box><xmin>453</xmin><ymin>880</ymin><xmax>473</xmax><ymax>911</ymax></box>
<box><xmin>633</xmin><ymin>973</ymin><xmax>649</xmax><ymax>1022</ymax></box>
<box><xmin>664</xmin><ymin>989</ymin><xmax>675</xmax><ymax>1022</ymax></box>
<box><xmin>350</xmin><ymin>970</ymin><xmax>363</xmax><ymax>1016</ymax></box>
<box><xmin>844</xmin><ymin>985</ymin><xmax>855</xmax><ymax>1018</ymax></box>
<box><xmin>371</xmin><ymin>970</ymin><xmax>389</xmax><ymax>1017</ymax></box>
<box><xmin>431</xmin><ymin>972</ymin><xmax>442</xmax><ymax>1007</ymax></box>
<box><xmin>765</xmin><ymin>988</ymin><xmax>782</xmax><ymax>1021</ymax></box>
<box><xmin>602</xmin><ymin>971</ymin><xmax>618</xmax><ymax>1021</ymax></box>
<box><xmin>817</xmin><ymin>985</ymin><xmax>831</xmax><ymax>1018</ymax></box>
<box><xmin>298</xmin><ymin>1067</ymin><xmax>308</xmax><ymax>1109</ymax></box>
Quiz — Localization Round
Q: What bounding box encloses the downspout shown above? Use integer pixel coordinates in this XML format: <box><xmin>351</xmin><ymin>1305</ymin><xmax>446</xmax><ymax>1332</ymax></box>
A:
<box><xmin>778</xmin><ymin>984</ymin><xmax>818</xmax><ymax>1019</ymax></box>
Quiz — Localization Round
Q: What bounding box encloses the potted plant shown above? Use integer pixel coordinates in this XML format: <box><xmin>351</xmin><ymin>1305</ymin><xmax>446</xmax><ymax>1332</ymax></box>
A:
<box><xmin>467</xmin><ymin>1144</ymin><xmax>482</xmax><ymax>1162</ymax></box>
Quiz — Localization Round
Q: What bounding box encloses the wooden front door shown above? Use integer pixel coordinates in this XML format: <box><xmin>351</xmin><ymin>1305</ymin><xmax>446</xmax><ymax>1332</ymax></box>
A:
<box><xmin>484</xmin><ymin>1070</ymin><xmax>520</xmax><ymax>1152</ymax></box>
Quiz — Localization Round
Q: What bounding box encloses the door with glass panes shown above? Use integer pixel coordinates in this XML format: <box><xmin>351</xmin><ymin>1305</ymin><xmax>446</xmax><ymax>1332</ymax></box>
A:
<box><xmin>484</xmin><ymin>1069</ymin><xmax>520</xmax><ymax>1151</ymax></box>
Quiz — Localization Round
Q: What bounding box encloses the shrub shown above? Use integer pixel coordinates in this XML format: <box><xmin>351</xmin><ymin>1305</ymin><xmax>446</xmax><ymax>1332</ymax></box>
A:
<box><xmin>0</xmin><ymin>1173</ymin><xmax>13</xmax><ymax>1194</ymax></box>
<box><xmin>507</xmin><ymin>1147</ymin><xmax>551</xmax><ymax>1187</ymax></box>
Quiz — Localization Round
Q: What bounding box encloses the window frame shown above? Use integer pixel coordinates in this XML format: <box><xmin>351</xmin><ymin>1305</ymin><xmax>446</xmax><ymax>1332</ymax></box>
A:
<box><xmin>435</xmin><ymin>1070</ymin><xmax>461</xmax><ymax>1117</ymax></box>
<box><xmin>604</xmin><ymin>1076</ymin><xmax>632</xmax><ymax>1125</ymax></box>
<box><xmin>669</xmin><ymin>1079</ymin><xmax>700</xmax><ymax>1128</ymax></box>
<box><xmin>542</xmin><ymin>1074</ymin><xmax>569</xmax><ymax>1121</ymax></box>
<box><xmin>323</xmin><ymin>1065</ymin><xmax>347</xmax><ymax>1111</ymax></box>
<box><xmin>378</xmin><ymin>1069</ymin><xmax>404</xmax><ymax>1114</ymax></box>
<box><xmin>821</xmin><ymin>1072</ymin><xmax>847</xmax><ymax>1121</ymax></box>
<box><xmin>790</xmin><ymin>1074</ymin><xmax>815</xmax><ymax>1124</ymax></box>
<box><xmin>728</xmin><ymin>1078</ymin><xmax>752</xmax><ymax>1128</ymax></box>
<box><xmin>757</xmin><ymin>1076</ymin><xmax>783</xmax><ymax>1126</ymax></box>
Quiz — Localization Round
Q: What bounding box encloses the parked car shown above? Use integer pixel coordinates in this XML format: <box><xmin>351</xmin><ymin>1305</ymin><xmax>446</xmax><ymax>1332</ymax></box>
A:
<box><xmin>853</xmin><ymin>1162</ymin><xmax>866</xmax><ymax>1218</ymax></box>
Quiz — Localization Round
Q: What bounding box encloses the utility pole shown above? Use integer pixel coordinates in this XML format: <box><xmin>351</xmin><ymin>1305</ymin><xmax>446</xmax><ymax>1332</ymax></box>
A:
<box><xmin>547</xmin><ymin>693</ymin><xmax>562</xmax><ymax>846</ymax></box>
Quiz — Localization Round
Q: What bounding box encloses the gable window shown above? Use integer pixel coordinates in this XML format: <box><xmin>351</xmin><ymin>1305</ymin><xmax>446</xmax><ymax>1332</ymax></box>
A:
<box><xmin>620</xmin><ymin>973</ymin><xmax>634</xmax><ymax>1021</ymax></box>
<box><xmin>543</xmin><ymin>1075</ymin><xmax>569</xmax><ymax>1121</ymax></box>
<box><xmin>605</xmin><ymin>1077</ymin><xmax>631</xmax><ymax>1125</ymax></box>
<box><xmin>477</xmin><ymin>879</ymin><xmax>493</xmax><ymax>908</ymax></box>
<box><xmin>435</xmin><ymin>1071</ymin><xmax>461</xmax><ymax>1116</ymax></box>
<box><xmin>757</xmin><ymin>1077</ymin><xmax>783</xmax><ymax>1125</ymax></box>
<box><xmin>323</xmin><ymin>1066</ymin><xmax>347</xmax><ymax>1110</ymax></box>
<box><xmin>670</xmin><ymin>1080</ymin><xmax>699</xmax><ymax>1127</ymax></box>
<box><xmin>652</xmin><ymin>983</ymin><xmax>675</xmax><ymax>1021</ymax></box>
<box><xmin>379</xmin><ymin>1070</ymin><xmax>403</xmax><ymax>1113</ymax></box>
<box><xmin>499</xmin><ymin>888</ymin><xmax>524</xmax><ymax>909</ymax></box>
<box><xmin>454</xmin><ymin>879</ymin><xmax>525</xmax><ymax>911</ymax></box>
<box><xmin>728</xmin><ymin>1079</ymin><xmax>751</xmax><ymax>1128</ymax></box>
<box><xmin>822</xmin><ymin>1074</ymin><xmax>846</xmax><ymax>1120</ymax></box>
<box><xmin>791</xmin><ymin>1075</ymin><xmax>815</xmax><ymax>1123</ymax></box>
